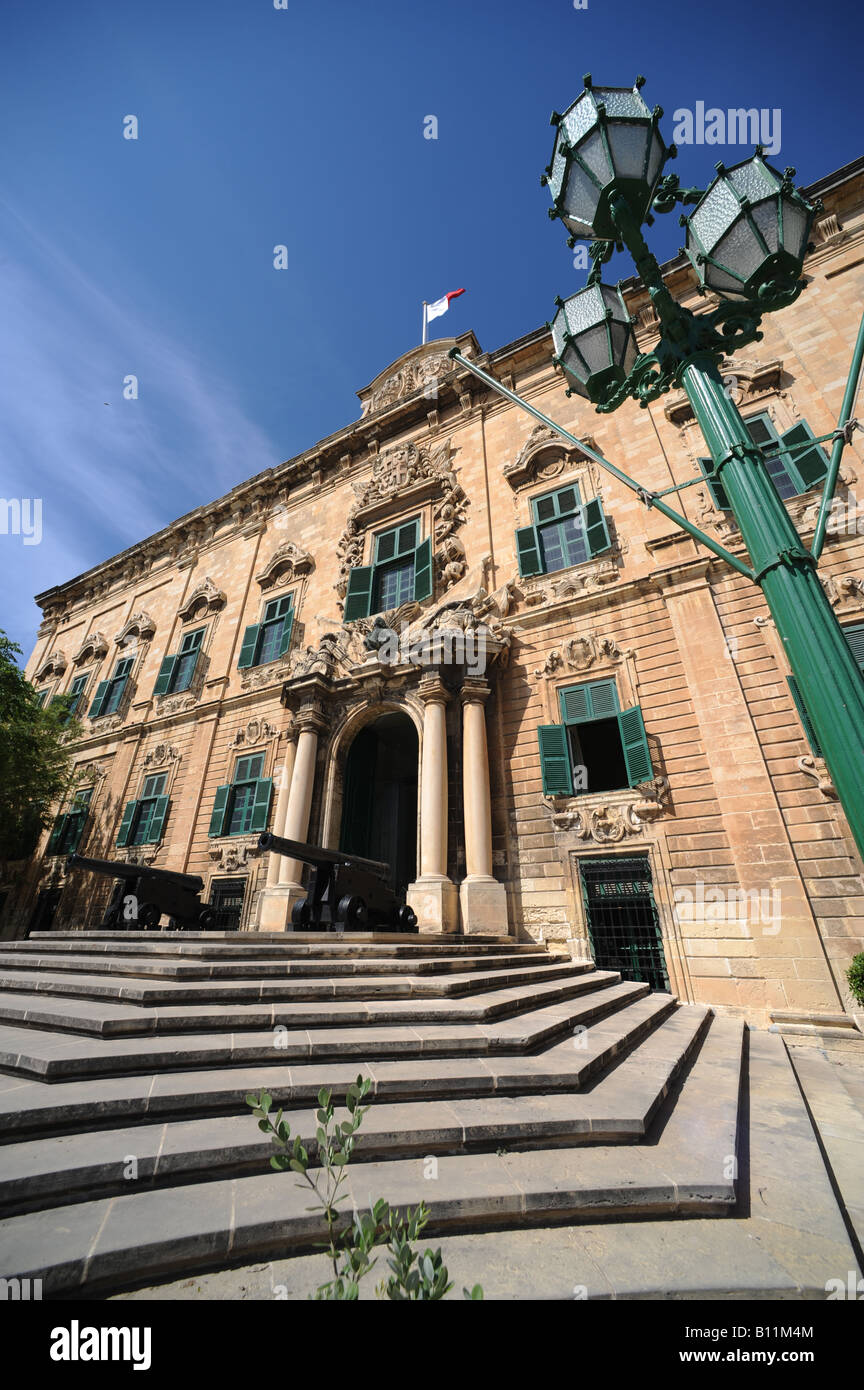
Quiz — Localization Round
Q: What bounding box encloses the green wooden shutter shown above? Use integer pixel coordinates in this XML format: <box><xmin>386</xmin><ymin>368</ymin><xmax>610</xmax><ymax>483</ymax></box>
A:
<box><xmin>65</xmin><ymin>810</ymin><xmax>88</xmax><ymax>855</ymax></box>
<box><xmin>249</xmin><ymin>778</ymin><xmax>274</xmax><ymax>833</ymax></box>
<box><xmin>618</xmin><ymin>705</ymin><xmax>653</xmax><ymax>785</ymax></box>
<box><xmin>698</xmin><ymin>457</ymin><xmax>731</xmax><ymax>511</ymax></box>
<box><xmin>844</xmin><ymin>623</ymin><xmax>864</xmax><ymax>675</ymax></box>
<box><xmin>116</xmin><ymin>800</ymin><xmax>138</xmax><ymax>847</ymax></box>
<box><xmin>582</xmin><ymin>498</ymin><xmax>612</xmax><ymax>557</ymax></box>
<box><xmin>781</xmin><ymin>421</ymin><xmax>827</xmax><ymax>492</ymax></box>
<box><xmin>46</xmin><ymin>815</ymin><xmax>68</xmax><ymax>855</ymax></box>
<box><xmin>559</xmin><ymin>679</ymin><xmax>618</xmax><ymax>723</ymax></box>
<box><xmin>537</xmin><ymin>725</ymin><xmax>573</xmax><ymax>796</ymax></box>
<box><xmin>413</xmin><ymin>537</ymin><xmax>433</xmax><ymax>602</ymax></box>
<box><xmin>787</xmin><ymin>676</ymin><xmax>823</xmax><ymax>757</ymax></box>
<box><xmin>516</xmin><ymin>525</ymin><xmax>543</xmax><ymax>577</ymax></box>
<box><xmin>238</xmin><ymin>624</ymin><xmax>260</xmax><ymax>669</ymax></box>
<box><xmin>145</xmin><ymin>795</ymin><xmax>170</xmax><ymax>843</ymax></box>
<box><xmin>278</xmin><ymin>608</ymin><xmax>295</xmax><ymax>658</ymax></box>
<box><xmin>174</xmin><ymin>648</ymin><xmax>199</xmax><ymax>692</ymax></box>
<box><xmin>208</xmin><ymin>784</ymin><xmax>232</xmax><ymax>837</ymax></box>
<box><xmin>397</xmin><ymin>521</ymin><xmax>419</xmax><ymax>556</ymax></box>
<box><xmin>87</xmin><ymin>680</ymin><xmax>110</xmax><ymax>718</ymax></box>
<box><xmin>153</xmin><ymin>655</ymin><xmax>177</xmax><ymax>696</ymax></box>
<box><xmin>344</xmin><ymin>565</ymin><xmax>374</xmax><ymax>621</ymax></box>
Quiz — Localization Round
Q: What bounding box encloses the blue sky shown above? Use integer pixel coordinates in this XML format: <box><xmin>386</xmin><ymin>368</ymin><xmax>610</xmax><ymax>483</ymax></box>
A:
<box><xmin>1</xmin><ymin>0</ymin><xmax>860</xmax><ymax>660</ymax></box>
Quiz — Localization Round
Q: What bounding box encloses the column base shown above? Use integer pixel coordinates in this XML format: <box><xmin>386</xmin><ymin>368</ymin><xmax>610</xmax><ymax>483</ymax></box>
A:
<box><xmin>406</xmin><ymin>877</ymin><xmax>459</xmax><ymax>934</ymax></box>
<box><xmin>459</xmin><ymin>877</ymin><xmax>509</xmax><ymax>936</ymax></box>
<box><xmin>256</xmin><ymin>883</ymin><xmax>306</xmax><ymax>932</ymax></box>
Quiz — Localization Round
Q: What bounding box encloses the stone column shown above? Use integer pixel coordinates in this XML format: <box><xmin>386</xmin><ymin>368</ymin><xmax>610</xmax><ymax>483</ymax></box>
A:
<box><xmin>265</xmin><ymin>726</ymin><xmax>298</xmax><ymax>888</ymax></box>
<box><xmin>458</xmin><ymin>679</ymin><xmax>509</xmax><ymax>936</ymax></box>
<box><xmin>407</xmin><ymin>675</ymin><xmax>458</xmax><ymax>933</ymax></box>
<box><xmin>257</xmin><ymin>707</ymin><xmax>325</xmax><ymax>930</ymax></box>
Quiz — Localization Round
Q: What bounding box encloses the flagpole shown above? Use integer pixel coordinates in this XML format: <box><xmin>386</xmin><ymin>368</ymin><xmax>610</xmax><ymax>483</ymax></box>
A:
<box><xmin>421</xmin><ymin>301</ymin><xmax>427</xmax><ymax>346</ymax></box>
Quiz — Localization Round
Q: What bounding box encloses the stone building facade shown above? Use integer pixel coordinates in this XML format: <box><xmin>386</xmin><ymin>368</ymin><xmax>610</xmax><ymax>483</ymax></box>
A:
<box><xmin>5</xmin><ymin>158</ymin><xmax>864</xmax><ymax>1034</ymax></box>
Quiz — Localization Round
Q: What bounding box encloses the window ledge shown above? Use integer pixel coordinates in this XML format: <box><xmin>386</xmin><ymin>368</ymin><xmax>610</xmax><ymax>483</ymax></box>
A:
<box><xmin>543</xmin><ymin>775</ymin><xmax>671</xmax><ymax>843</ymax></box>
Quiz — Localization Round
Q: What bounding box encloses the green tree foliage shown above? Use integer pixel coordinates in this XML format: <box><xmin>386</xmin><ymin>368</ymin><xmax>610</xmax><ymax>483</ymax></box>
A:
<box><xmin>847</xmin><ymin>953</ymin><xmax>864</xmax><ymax>1007</ymax></box>
<box><xmin>0</xmin><ymin>631</ymin><xmax>80</xmax><ymax>863</ymax></box>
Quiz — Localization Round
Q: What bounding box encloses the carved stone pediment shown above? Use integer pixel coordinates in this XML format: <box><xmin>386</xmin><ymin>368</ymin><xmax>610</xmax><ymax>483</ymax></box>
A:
<box><xmin>72</xmin><ymin>631</ymin><xmax>109</xmax><ymax>666</ymax></box>
<box><xmin>35</xmin><ymin>650</ymin><xmax>67</xmax><ymax>680</ymax></box>
<box><xmin>546</xmin><ymin>777</ymin><xmax>671</xmax><ymax>841</ymax></box>
<box><xmin>357</xmin><ymin>340</ymin><xmax>477</xmax><ymax>417</ymax></box>
<box><xmin>114</xmin><ymin>611</ymin><xmax>156</xmax><ymax>647</ymax></box>
<box><xmin>534</xmin><ymin>633</ymin><xmax>630</xmax><ymax>677</ymax></box>
<box><xmin>255</xmin><ymin>543</ymin><xmax>314</xmax><ymax>590</ymax></box>
<box><xmin>503</xmin><ymin>424</ymin><xmax>598</xmax><ymax>489</ymax></box>
<box><xmin>231</xmin><ymin>718</ymin><xmax>279</xmax><ymax>748</ymax></box>
<box><xmin>177</xmin><ymin>577</ymin><xmax>227</xmax><ymax>623</ymax></box>
<box><xmin>208</xmin><ymin>838</ymin><xmax>261</xmax><ymax>872</ymax></box>
<box><xmin>143</xmin><ymin>743</ymin><xmax>181</xmax><ymax>768</ymax></box>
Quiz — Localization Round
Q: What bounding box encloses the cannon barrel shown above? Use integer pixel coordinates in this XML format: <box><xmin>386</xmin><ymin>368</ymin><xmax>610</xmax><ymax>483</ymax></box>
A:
<box><xmin>66</xmin><ymin>853</ymin><xmax>204</xmax><ymax>892</ymax></box>
<box><xmin>257</xmin><ymin>833</ymin><xmax>389</xmax><ymax>881</ymax></box>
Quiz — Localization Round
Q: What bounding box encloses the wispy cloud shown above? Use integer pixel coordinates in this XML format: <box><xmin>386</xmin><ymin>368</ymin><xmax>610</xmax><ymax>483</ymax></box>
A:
<box><xmin>0</xmin><ymin>200</ymin><xmax>279</xmax><ymax>659</ymax></box>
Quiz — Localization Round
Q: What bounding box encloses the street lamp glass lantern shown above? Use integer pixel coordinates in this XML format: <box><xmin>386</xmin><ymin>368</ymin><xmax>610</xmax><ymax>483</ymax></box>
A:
<box><xmin>551</xmin><ymin>283</ymin><xmax>638</xmax><ymax>404</ymax></box>
<box><xmin>543</xmin><ymin>78</ymin><xmax>670</xmax><ymax>240</ymax></box>
<box><xmin>684</xmin><ymin>154</ymin><xmax>816</xmax><ymax>308</ymax></box>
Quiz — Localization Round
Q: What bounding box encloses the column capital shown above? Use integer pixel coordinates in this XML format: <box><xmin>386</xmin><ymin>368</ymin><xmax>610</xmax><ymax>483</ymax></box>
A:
<box><xmin>459</xmin><ymin>677</ymin><xmax>490</xmax><ymax>706</ymax></box>
<box><xmin>295</xmin><ymin>703</ymin><xmax>328</xmax><ymax>736</ymax></box>
<box><xmin>418</xmin><ymin>674</ymin><xmax>451</xmax><ymax>706</ymax></box>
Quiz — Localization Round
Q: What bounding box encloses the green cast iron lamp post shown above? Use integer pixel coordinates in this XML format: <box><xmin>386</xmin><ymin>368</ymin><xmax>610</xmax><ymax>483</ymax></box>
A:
<box><xmin>450</xmin><ymin>76</ymin><xmax>864</xmax><ymax>862</ymax></box>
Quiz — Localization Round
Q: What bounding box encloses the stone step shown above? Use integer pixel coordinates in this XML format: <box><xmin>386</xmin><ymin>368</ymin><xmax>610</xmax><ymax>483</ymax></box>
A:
<box><xmin>0</xmin><ymin>1005</ymin><xmax>709</xmax><ymax>1215</ymax></box>
<box><xmin>0</xmin><ymin>1015</ymin><xmax>742</xmax><ymax>1296</ymax></box>
<box><xmin>0</xmin><ymin>993</ymin><xmax>684</xmax><ymax>1139</ymax></box>
<box><xmin>17</xmin><ymin>932</ymin><xmax>538</xmax><ymax>959</ymax></box>
<box><xmin>0</xmin><ymin>948</ymin><xmax>553</xmax><ymax>982</ymax></box>
<box><xmin>0</xmin><ymin>959</ymin><xmax>591</xmax><ymax>1007</ymax></box>
<box><xmin>787</xmin><ymin>1048</ymin><xmax>864</xmax><ymax>1253</ymax></box>
<box><xmin>0</xmin><ymin>977</ymin><xmax>647</xmax><ymax>1080</ymax></box>
<box><xmin>0</xmin><ymin>969</ymin><xmax>618</xmax><ymax>1039</ymax></box>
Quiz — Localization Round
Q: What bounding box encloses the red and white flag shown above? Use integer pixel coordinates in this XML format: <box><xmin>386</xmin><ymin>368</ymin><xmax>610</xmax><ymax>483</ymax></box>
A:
<box><xmin>423</xmin><ymin>288</ymin><xmax>465</xmax><ymax>341</ymax></box>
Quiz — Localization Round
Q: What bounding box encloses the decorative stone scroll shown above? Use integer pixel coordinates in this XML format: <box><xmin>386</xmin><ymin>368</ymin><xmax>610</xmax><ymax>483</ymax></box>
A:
<box><xmin>254</xmin><ymin>543</ymin><xmax>314</xmax><ymax>591</ymax></box>
<box><xmin>546</xmin><ymin>776</ymin><xmax>671</xmax><ymax>841</ymax></box>
<box><xmin>34</xmin><ymin>650</ymin><xmax>67</xmax><ymax>681</ymax></box>
<box><xmin>534</xmin><ymin>633</ymin><xmax>629</xmax><ymax>677</ymax></box>
<box><xmin>72</xmin><ymin>631</ymin><xmax>109</xmax><ymax>666</ymax></box>
<box><xmin>176</xmin><ymin>577</ymin><xmax>226</xmax><ymax>623</ymax></box>
<box><xmin>114</xmin><ymin>611</ymin><xmax>156</xmax><ymax>648</ymax></box>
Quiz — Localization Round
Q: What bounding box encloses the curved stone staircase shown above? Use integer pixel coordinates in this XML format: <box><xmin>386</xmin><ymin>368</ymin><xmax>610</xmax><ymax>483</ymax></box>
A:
<box><xmin>0</xmin><ymin>931</ymin><xmax>859</xmax><ymax>1299</ymax></box>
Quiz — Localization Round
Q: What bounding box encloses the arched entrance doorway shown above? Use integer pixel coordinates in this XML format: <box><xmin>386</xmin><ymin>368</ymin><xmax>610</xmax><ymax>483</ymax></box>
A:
<box><xmin>340</xmin><ymin>712</ymin><xmax>418</xmax><ymax>896</ymax></box>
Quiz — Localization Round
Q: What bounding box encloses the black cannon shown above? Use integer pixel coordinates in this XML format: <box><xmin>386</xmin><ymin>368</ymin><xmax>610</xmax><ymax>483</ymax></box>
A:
<box><xmin>257</xmin><ymin>833</ymin><xmax>417</xmax><ymax>932</ymax></box>
<box><xmin>66</xmin><ymin>853</ymin><xmax>217</xmax><ymax>931</ymax></box>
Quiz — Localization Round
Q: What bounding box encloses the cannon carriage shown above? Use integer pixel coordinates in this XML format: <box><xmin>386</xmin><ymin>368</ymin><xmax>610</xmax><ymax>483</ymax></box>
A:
<box><xmin>257</xmin><ymin>833</ymin><xmax>417</xmax><ymax>932</ymax></box>
<box><xmin>65</xmin><ymin>854</ymin><xmax>217</xmax><ymax>931</ymax></box>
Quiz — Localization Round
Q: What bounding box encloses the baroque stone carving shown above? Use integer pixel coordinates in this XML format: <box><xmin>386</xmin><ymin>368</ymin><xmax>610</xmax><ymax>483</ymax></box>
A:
<box><xmin>534</xmin><ymin>633</ymin><xmax>629</xmax><ymax>677</ymax></box>
<box><xmin>361</xmin><ymin>350</ymin><xmax>455</xmax><ymax>416</ymax></box>
<box><xmin>336</xmin><ymin>440</ymin><xmax>467</xmax><ymax>603</ymax></box>
<box><xmin>34</xmin><ymin>650</ymin><xmax>67</xmax><ymax>680</ymax></box>
<box><xmin>72</xmin><ymin>631</ymin><xmax>109</xmax><ymax>665</ymax></box>
<box><xmin>177</xmin><ymin>577</ymin><xmax>226</xmax><ymax>623</ymax></box>
<box><xmin>232</xmin><ymin>718</ymin><xmax>278</xmax><ymax>747</ymax></box>
<box><xmin>820</xmin><ymin>573</ymin><xmax>864</xmax><ymax>609</ymax></box>
<box><xmin>797</xmin><ymin>755</ymin><xmax>838</xmax><ymax>799</ymax></box>
<box><xmin>143</xmin><ymin>743</ymin><xmax>181</xmax><ymax>768</ymax></box>
<box><xmin>504</xmin><ymin>424</ymin><xmax>598</xmax><ymax>489</ymax></box>
<box><xmin>255</xmin><ymin>543</ymin><xmax>314</xmax><ymax>590</ymax></box>
<box><xmin>114</xmin><ymin>611</ymin><xmax>156</xmax><ymax>647</ymax></box>
<box><xmin>208</xmin><ymin>839</ymin><xmax>262</xmax><ymax>872</ymax></box>
<box><xmin>545</xmin><ymin>777</ymin><xmax>670</xmax><ymax>840</ymax></box>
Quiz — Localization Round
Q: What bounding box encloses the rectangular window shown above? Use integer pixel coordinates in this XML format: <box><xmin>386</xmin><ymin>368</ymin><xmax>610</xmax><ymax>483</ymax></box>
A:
<box><xmin>699</xmin><ymin>411</ymin><xmax>828</xmax><ymax>510</ymax></box>
<box><xmin>216</xmin><ymin>753</ymin><xmax>273</xmax><ymax>838</ymax></box>
<box><xmin>90</xmin><ymin>656</ymin><xmax>134</xmax><ymax>718</ymax></box>
<box><xmin>66</xmin><ymin>674</ymin><xmax>89</xmax><ymax>717</ymax></box>
<box><xmin>47</xmin><ymin>786</ymin><xmax>93</xmax><ymax>856</ymax></box>
<box><xmin>343</xmin><ymin>517</ymin><xmax>432</xmax><ymax>620</ymax></box>
<box><xmin>238</xmin><ymin>595</ymin><xmax>294</xmax><ymax>670</ymax></box>
<box><xmin>536</xmin><ymin>679</ymin><xmax>653</xmax><ymax>796</ymax></box>
<box><xmin>516</xmin><ymin>487</ymin><xmax>610</xmax><ymax>578</ymax></box>
<box><xmin>130</xmin><ymin>774</ymin><xmax>169</xmax><ymax>846</ymax></box>
<box><xmin>172</xmin><ymin>628</ymin><xmax>204</xmax><ymax>692</ymax></box>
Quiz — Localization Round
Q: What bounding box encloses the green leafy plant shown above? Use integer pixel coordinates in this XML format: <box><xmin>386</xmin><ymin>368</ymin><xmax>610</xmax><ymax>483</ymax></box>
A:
<box><xmin>246</xmin><ymin>1077</ymin><xmax>483</xmax><ymax>1301</ymax></box>
<box><xmin>847</xmin><ymin>952</ymin><xmax>864</xmax><ymax>1007</ymax></box>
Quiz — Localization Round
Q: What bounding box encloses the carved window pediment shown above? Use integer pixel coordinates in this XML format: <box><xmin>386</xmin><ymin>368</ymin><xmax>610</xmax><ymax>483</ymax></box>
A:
<box><xmin>504</xmin><ymin>424</ymin><xmax>599</xmax><ymax>491</ymax></box>
<box><xmin>177</xmin><ymin>577</ymin><xmax>227</xmax><ymax>623</ymax></box>
<box><xmin>114</xmin><ymin>611</ymin><xmax>156</xmax><ymax>647</ymax></box>
<box><xmin>34</xmin><ymin>650</ymin><xmax>67</xmax><ymax>681</ymax></box>
<box><xmin>255</xmin><ymin>543</ymin><xmax>314</xmax><ymax>590</ymax></box>
<box><xmin>72</xmin><ymin>631</ymin><xmax>109</xmax><ymax>666</ymax></box>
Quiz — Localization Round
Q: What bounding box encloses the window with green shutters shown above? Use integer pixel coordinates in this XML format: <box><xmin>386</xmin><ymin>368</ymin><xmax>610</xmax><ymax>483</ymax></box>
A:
<box><xmin>46</xmin><ymin>787</ymin><xmax>93</xmax><ymax>856</ymax></box>
<box><xmin>66</xmin><ymin>673</ymin><xmax>89</xmax><ymax>718</ymax></box>
<box><xmin>154</xmin><ymin>628</ymin><xmax>205</xmax><ymax>696</ymax></box>
<box><xmin>238</xmin><ymin>595</ymin><xmax>295</xmax><ymax>669</ymax></box>
<box><xmin>116</xmin><ymin>774</ymin><xmax>170</xmax><ymax>848</ymax></box>
<box><xmin>516</xmin><ymin>485</ymin><xmax>611</xmax><ymax>578</ymax></box>
<box><xmin>788</xmin><ymin>624</ymin><xmax>864</xmax><ymax>759</ymax></box>
<box><xmin>208</xmin><ymin>752</ymin><xmax>273</xmax><ymax>838</ymax></box>
<box><xmin>33</xmin><ymin>688</ymin><xmax>48</xmax><ymax>708</ymax></box>
<box><xmin>537</xmin><ymin>678</ymin><xmax>653</xmax><ymax>796</ymax></box>
<box><xmin>343</xmin><ymin>517</ymin><xmax>433</xmax><ymax>620</ymax></box>
<box><xmin>88</xmin><ymin>656</ymin><xmax>134</xmax><ymax>719</ymax></box>
<box><xmin>699</xmin><ymin>411</ymin><xmax>828</xmax><ymax>511</ymax></box>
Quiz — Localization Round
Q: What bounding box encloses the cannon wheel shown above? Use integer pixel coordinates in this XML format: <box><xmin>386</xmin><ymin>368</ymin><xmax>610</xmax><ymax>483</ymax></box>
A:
<box><xmin>336</xmin><ymin>895</ymin><xmax>368</xmax><ymax>930</ymax></box>
<box><xmin>197</xmin><ymin>907</ymin><xmax>217</xmax><ymax>931</ymax></box>
<box><xmin>291</xmin><ymin>899</ymin><xmax>312</xmax><ymax>929</ymax></box>
<box><xmin>138</xmin><ymin>902</ymin><xmax>161</xmax><ymax>930</ymax></box>
<box><xmin>395</xmin><ymin>903</ymin><xmax>417</xmax><ymax>932</ymax></box>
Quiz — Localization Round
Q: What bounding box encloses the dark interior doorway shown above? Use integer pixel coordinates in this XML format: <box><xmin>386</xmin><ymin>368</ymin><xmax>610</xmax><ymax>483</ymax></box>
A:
<box><xmin>340</xmin><ymin>713</ymin><xmax>418</xmax><ymax>896</ymax></box>
<box><xmin>28</xmin><ymin>887</ymin><xmax>62</xmax><ymax>936</ymax></box>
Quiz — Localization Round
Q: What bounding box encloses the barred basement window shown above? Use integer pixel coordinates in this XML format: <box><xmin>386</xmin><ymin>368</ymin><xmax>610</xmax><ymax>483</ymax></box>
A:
<box><xmin>516</xmin><ymin>484</ymin><xmax>611</xmax><ymax>578</ymax></box>
<box><xmin>537</xmin><ymin>679</ymin><xmax>653</xmax><ymax>797</ymax></box>
<box><xmin>699</xmin><ymin>411</ymin><xmax>828</xmax><ymax>510</ymax></box>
